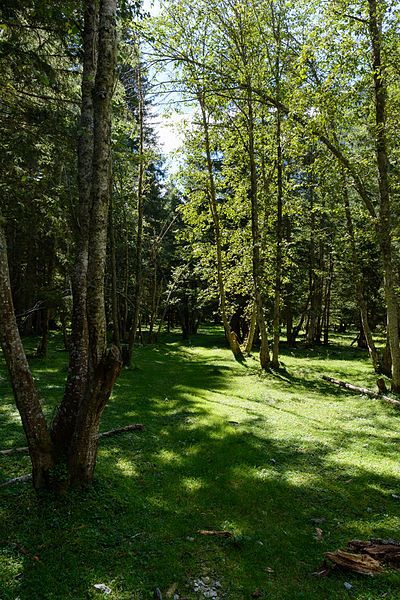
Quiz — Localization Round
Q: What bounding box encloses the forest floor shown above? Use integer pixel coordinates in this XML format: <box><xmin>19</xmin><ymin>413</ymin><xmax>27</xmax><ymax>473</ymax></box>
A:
<box><xmin>1</xmin><ymin>327</ymin><xmax>400</xmax><ymax>600</ymax></box>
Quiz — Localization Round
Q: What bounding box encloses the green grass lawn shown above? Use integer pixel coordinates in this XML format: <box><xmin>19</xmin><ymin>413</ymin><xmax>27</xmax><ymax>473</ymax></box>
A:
<box><xmin>1</xmin><ymin>328</ymin><xmax>399</xmax><ymax>599</ymax></box>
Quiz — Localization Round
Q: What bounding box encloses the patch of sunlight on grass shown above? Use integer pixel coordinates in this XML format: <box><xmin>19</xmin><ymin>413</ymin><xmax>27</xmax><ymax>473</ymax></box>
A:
<box><xmin>251</xmin><ymin>466</ymin><xmax>275</xmax><ymax>481</ymax></box>
<box><xmin>282</xmin><ymin>471</ymin><xmax>322</xmax><ymax>487</ymax></box>
<box><xmin>181</xmin><ymin>477</ymin><xmax>204</xmax><ymax>493</ymax></box>
<box><xmin>115</xmin><ymin>458</ymin><xmax>139</xmax><ymax>477</ymax></box>
<box><xmin>157</xmin><ymin>449</ymin><xmax>183</xmax><ymax>465</ymax></box>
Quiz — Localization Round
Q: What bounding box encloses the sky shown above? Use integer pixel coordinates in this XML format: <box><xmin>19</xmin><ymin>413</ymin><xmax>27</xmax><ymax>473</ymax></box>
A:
<box><xmin>142</xmin><ymin>0</ymin><xmax>190</xmax><ymax>162</ymax></box>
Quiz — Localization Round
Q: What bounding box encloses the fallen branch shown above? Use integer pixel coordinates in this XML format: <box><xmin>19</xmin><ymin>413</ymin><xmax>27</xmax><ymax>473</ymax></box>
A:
<box><xmin>0</xmin><ymin>474</ymin><xmax>32</xmax><ymax>487</ymax></box>
<box><xmin>11</xmin><ymin>541</ymin><xmax>41</xmax><ymax>562</ymax></box>
<box><xmin>0</xmin><ymin>446</ymin><xmax>30</xmax><ymax>456</ymax></box>
<box><xmin>0</xmin><ymin>423</ymin><xmax>145</xmax><ymax>457</ymax></box>
<box><xmin>322</xmin><ymin>376</ymin><xmax>400</xmax><ymax>407</ymax></box>
<box><xmin>98</xmin><ymin>423</ymin><xmax>144</xmax><ymax>438</ymax></box>
<box><xmin>197</xmin><ymin>530</ymin><xmax>233</xmax><ymax>538</ymax></box>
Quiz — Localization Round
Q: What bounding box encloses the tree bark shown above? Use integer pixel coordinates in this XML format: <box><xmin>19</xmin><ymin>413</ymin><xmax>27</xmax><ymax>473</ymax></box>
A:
<box><xmin>198</xmin><ymin>93</ymin><xmax>244</xmax><ymax>361</ymax></box>
<box><xmin>1</xmin><ymin>0</ymin><xmax>121</xmax><ymax>491</ymax></box>
<box><xmin>51</xmin><ymin>0</ymin><xmax>98</xmax><ymax>457</ymax></box>
<box><xmin>0</xmin><ymin>220</ymin><xmax>54</xmax><ymax>489</ymax></box>
<box><xmin>127</xmin><ymin>57</ymin><xmax>145</xmax><ymax>364</ymax></box>
<box><xmin>367</xmin><ymin>0</ymin><xmax>400</xmax><ymax>391</ymax></box>
<box><xmin>342</xmin><ymin>174</ymin><xmax>380</xmax><ymax>371</ymax></box>
<box><xmin>272</xmin><ymin>108</ymin><xmax>283</xmax><ymax>368</ymax></box>
<box><xmin>36</xmin><ymin>307</ymin><xmax>50</xmax><ymax>358</ymax></box>
<box><xmin>68</xmin><ymin>0</ymin><xmax>121</xmax><ymax>486</ymax></box>
<box><xmin>247</xmin><ymin>85</ymin><xmax>270</xmax><ymax>369</ymax></box>
<box><xmin>244</xmin><ymin>302</ymin><xmax>257</xmax><ymax>354</ymax></box>
<box><xmin>109</xmin><ymin>192</ymin><xmax>120</xmax><ymax>348</ymax></box>
<box><xmin>322</xmin><ymin>375</ymin><xmax>400</xmax><ymax>408</ymax></box>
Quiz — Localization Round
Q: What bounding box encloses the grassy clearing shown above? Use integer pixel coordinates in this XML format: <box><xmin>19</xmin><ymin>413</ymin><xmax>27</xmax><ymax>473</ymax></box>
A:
<box><xmin>1</xmin><ymin>328</ymin><xmax>400</xmax><ymax>599</ymax></box>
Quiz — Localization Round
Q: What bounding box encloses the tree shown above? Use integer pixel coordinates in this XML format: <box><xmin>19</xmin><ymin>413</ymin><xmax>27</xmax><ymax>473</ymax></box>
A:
<box><xmin>0</xmin><ymin>0</ymin><xmax>120</xmax><ymax>490</ymax></box>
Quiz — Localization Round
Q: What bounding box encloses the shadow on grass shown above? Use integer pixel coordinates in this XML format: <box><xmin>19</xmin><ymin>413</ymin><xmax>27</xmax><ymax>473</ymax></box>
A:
<box><xmin>0</xmin><ymin>328</ymin><xmax>399</xmax><ymax>599</ymax></box>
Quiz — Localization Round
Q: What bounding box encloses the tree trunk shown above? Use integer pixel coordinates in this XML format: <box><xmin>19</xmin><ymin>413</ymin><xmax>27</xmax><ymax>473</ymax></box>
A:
<box><xmin>198</xmin><ymin>93</ymin><xmax>244</xmax><ymax>362</ymax></box>
<box><xmin>247</xmin><ymin>85</ymin><xmax>270</xmax><ymax>369</ymax></box>
<box><xmin>36</xmin><ymin>307</ymin><xmax>50</xmax><ymax>358</ymax></box>
<box><xmin>244</xmin><ymin>302</ymin><xmax>257</xmax><ymax>354</ymax></box>
<box><xmin>0</xmin><ymin>220</ymin><xmax>54</xmax><ymax>489</ymax></box>
<box><xmin>322</xmin><ymin>253</ymin><xmax>333</xmax><ymax>346</ymax></box>
<box><xmin>126</xmin><ymin>57</ymin><xmax>145</xmax><ymax>365</ymax></box>
<box><xmin>272</xmin><ymin>108</ymin><xmax>283</xmax><ymax>368</ymax></box>
<box><xmin>1</xmin><ymin>0</ymin><xmax>121</xmax><ymax>491</ymax></box>
<box><xmin>342</xmin><ymin>175</ymin><xmax>380</xmax><ymax>371</ymax></box>
<box><xmin>51</xmin><ymin>0</ymin><xmax>98</xmax><ymax>457</ymax></box>
<box><xmin>380</xmin><ymin>337</ymin><xmax>392</xmax><ymax>377</ymax></box>
<box><xmin>109</xmin><ymin>193</ymin><xmax>120</xmax><ymax>348</ymax></box>
<box><xmin>68</xmin><ymin>0</ymin><xmax>121</xmax><ymax>487</ymax></box>
<box><xmin>368</xmin><ymin>0</ymin><xmax>400</xmax><ymax>391</ymax></box>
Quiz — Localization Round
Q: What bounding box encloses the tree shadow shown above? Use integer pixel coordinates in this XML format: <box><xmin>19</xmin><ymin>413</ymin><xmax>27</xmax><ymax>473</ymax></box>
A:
<box><xmin>1</xmin><ymin>330</ymin><xmax>399</xmax><ymax>599</ymax></box>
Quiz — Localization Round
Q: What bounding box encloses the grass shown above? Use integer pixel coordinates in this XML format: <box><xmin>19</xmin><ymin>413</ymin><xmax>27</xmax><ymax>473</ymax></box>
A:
<box><xmin>1</xmin><ymin>327</ymin><xmax>400</xmax><ymax>599</ymax></box>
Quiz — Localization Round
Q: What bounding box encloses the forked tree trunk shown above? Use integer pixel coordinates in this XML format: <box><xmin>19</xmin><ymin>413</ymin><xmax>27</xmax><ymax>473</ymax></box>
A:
<box><xmin>1</xmin><ymin>0</ymin><xmax>120</xmax><ymax>491</ymax></box>
<box><xmin>68</xmin><ymin>0</ymin><xmax>121</xmax><ymax>486</ymax></box>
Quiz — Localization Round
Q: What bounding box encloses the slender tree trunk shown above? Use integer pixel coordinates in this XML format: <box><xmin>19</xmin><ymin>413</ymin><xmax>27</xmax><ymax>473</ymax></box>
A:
<box><xmin>127</xmin><ymin>58</ymin><xmax>145</xmax><ymax>364</ymax></box>
<box><xmin>322</xmin><ymin>254</ymin><xmax>333</xmax><ymax>346</ymax></box>
<box><xmin>148</xmin><ymin>249</ymin><xmax>159</xmax><ymax>342</ymax></box>
<box><xmin>342</xmin><ymin>176</ymin><xmax>380</xmax><ymax>371</ymax></box>
<box><xmin>198</xmin><ymin>94</ymin><xmax>243</xmax><ymax>361</ymax></box>
<box><xmin>109</xmin><ymin>193</ymin><xmax>120</xmax><ymax>348</ymax></box>
<box><xmin>36</xmin><ymin>307</ymin><xmax>50</xmax><ymax>358</ymax></box>
<box><xmin>244</xmin><ymin>302</ymin><xmax>257</xmax><ymax>354</ymax></box>
<box><xmin>247</xmin><ymin>86</ymin><xmax>270</xmax><ymax>369</ymax></box>
<box><xmin>272</xmin><ymin>109</ymin><xmax>283</xmax><ymax>368</ymax></box>
<box><xmin>306</xmin><ymin>188</ymin><xmax>316</xmax><ymax>345</ymax></box>
<box><xmin>51</xmin><ymin>0</ymin><xmax>98</xmax><ymax>457</ymax></box>
<box><xmin>368</xmin><ymin>0</ymin><xmax>400</xmax><ymax>391</ymax></box>
<box><xmin>0</xmin><ymin>220</ymin><xmax>54</xmax><ymax>489</ymax></box>
<box><xmin>283</xmin><ymin>213</ymin><xmax>295</xmax><ymax>345</ymax></box>
<box><xmin>121</xmin><ymin>202</ymin><xmax>129</xmax><ymax>341</ymax></box>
